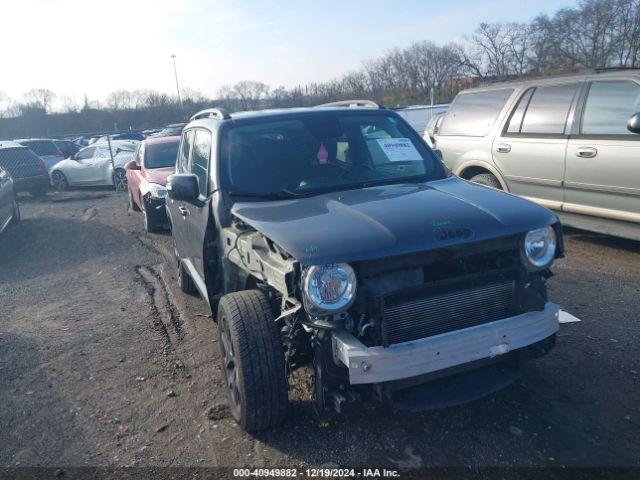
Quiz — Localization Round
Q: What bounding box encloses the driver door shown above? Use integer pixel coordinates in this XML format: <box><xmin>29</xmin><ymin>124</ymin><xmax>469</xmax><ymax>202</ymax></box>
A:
<box><xmin>167</xmin><ymin>129</ymin><xmax>194</xmax><ymax>266</ymax></box>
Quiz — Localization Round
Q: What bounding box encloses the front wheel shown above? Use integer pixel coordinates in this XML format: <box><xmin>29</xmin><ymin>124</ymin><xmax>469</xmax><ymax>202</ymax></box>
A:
<box><xmin>128</xmin><ymin>187</ymin><xmax>140</xmax><ymax>211</ymax></box>
<box><xmin>216</xmin><ymin>290</ymin><xmax>288</xmax><ymax>431</ymax></box>
<box><xmin>51</xmin><ymin>171</ymin><xmax>69</xmax><ymax>191</ymax></box>
<box><xmin>113</xmin><ymin>168</ymin><xmax>127</xmax><ymax>191</ymax></box>
<box><xmin>141</xmin><ymin>199</ymin><xmax>160</xmax><ymax>233</ymax></box>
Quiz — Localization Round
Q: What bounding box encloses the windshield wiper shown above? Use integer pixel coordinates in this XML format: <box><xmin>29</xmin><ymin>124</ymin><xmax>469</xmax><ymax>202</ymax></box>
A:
<box><xmin>227</xmin><ymin>190</ymin><xmax>301</xmax><ymax>200</ymax></box>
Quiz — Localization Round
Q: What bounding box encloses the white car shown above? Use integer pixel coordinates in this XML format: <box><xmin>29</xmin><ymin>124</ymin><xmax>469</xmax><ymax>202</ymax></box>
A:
<box><xmin>50</xmin><ymin>141</ymin><xmax>138</xmax><ymax>190</ymax></box>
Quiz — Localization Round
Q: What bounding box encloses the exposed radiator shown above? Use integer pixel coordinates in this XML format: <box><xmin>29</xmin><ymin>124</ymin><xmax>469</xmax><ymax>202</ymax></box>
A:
<box><xmin>383</xmin><ymin>280</ymin><xmax>516</xmax><ymax>345</ymax></box>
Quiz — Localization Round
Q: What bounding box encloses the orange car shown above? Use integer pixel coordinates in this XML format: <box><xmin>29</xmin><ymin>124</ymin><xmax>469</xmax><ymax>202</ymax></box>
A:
<box><xmin>125</xmin><ymin>135</ymin><xmax>180</xmax><ymax>232</ymax></box>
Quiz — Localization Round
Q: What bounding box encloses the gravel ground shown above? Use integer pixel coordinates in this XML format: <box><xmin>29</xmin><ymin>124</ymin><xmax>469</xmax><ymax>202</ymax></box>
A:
<box><xmin>0</xmin><ymin>190</ymin><xmax>638</xmax><ymax>470</ymax></box>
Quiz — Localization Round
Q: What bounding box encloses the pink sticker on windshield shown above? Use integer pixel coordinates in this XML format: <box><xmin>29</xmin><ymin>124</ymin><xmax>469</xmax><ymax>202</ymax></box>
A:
<box><xmin>317</xmin><ymin>143</ymin><xmax>329</xmax><ymax>164</ymax></box>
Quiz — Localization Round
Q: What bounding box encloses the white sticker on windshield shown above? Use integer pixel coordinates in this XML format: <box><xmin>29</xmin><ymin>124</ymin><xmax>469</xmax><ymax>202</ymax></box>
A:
<box><xmin>376</xmin><ymin>138</ymin><xmax>422</xmax><ymax>162</ymax></box>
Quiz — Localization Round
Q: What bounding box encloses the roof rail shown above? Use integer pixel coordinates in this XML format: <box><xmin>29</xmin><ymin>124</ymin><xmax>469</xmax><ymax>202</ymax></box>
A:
<box><xmin>316</xmin><ymin>99</ymin><xmax>383</xmax><ymax>109</ymax></box>
<box><xmin>190</xmin><ymin>108</ymin><xmax>231</xmax><ymax>121</ymax></box>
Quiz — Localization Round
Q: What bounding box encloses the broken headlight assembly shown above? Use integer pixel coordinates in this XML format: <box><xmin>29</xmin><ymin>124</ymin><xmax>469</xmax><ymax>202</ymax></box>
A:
<box><xmin>143</xmin><ymin>183</ymin><xmax>168</xmax><ymax>199</ymax></box>
<box><xmin>522</xmin><ymin>226</ymin><xmax>557</xmax><ymax>271</ymax></box>
<box><xmin>302</xmin><ymin>263</ymin><xmax>357</xmax><ymax>317</ymax></box>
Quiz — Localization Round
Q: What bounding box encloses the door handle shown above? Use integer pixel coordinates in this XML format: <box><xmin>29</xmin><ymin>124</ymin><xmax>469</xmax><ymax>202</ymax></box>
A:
<box><xmin>178</xmin><ymin>206</ymin><xmax>190</xmax><ymax>217</ymax></box>
<box><xmin>575</xmin><ymin>147</ymin><xmax>597</xmax><ymax>158</ymax></box>
<box><xmin>496</xmin><ymin>143</ymin><xmax>511</xmax><ymax>153</ymax></box>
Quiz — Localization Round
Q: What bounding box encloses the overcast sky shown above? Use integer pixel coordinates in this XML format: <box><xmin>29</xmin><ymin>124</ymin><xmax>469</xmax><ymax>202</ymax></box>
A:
<box><xmin>1</xmin><ymin>0</ymin><xmax>577</xmax><ymax>106</ymax></box>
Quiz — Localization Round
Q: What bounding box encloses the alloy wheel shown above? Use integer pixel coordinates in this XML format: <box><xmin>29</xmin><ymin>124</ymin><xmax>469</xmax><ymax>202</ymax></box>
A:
<box><xmin>113</xmin><ymin>169</ymin><xmax>127</xmax><ymax>191</ymax></box>
<box><xmin>219</xmin><ymin>314</ymin><xmax>241</xmax><ymax>416</ymax></box>
<box><xmin>52</xmin><ymin>171</ymin><xmax>68</xmax><ymax>191</ymax></box>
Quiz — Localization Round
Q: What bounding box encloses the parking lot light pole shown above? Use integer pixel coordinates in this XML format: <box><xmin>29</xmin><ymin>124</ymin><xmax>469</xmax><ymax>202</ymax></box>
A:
<box><xmin>171</xmin><ymin>54</ymin><xmax>184</xmax><ymax>112</ymax></box>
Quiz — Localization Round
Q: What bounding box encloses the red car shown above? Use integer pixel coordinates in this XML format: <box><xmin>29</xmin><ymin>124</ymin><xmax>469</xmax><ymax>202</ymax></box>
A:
<box><xmin>125</xmin><ymin>136</ymin><xmax>180</xmax><ymax>232</ymax></box>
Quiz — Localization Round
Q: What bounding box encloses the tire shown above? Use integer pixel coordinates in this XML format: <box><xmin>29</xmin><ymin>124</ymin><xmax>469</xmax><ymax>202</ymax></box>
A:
<box><xmin>113</xmin><ymin>168</ymin><xmax>127</xmax><ymax>191</ymax></box>
<box><xmin>178</xmin><ymin>260</ymin><xmax>197</xmax><ymax>294</ymax></box>
<box><xmin>469</xmin><ymin>172</ymin><xmax>503</xmax><ymax>190</ymax></box>
<box><xmin>9</xmin><ymin>199</ymin><xmax>20</xmax><ymax>226</ymax></box>
<box><xmin>216</xmin><ymin>290</ymin><xmax>288</xmax><ymax>431</ymax></box>
<box><xmin>51</xmin><ymin>171</ymin><xmax>69</xmax><ymax>191</ymax></box>
<box><xmin>141</xmin><ymin>200</ymin><xmax>160</xmax><ymax>233</ymax></box>
<box><xmin>128</xmin><ymin>187</ymin><xmax>140</xmax><ymax>211</ymax></box>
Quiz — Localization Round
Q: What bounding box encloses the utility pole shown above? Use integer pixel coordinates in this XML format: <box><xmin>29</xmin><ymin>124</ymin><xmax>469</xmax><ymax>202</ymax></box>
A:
<box><xmin>171</xmin><ymin>54</ymin><xmax>183</xmax><ymax>112</ymax></box>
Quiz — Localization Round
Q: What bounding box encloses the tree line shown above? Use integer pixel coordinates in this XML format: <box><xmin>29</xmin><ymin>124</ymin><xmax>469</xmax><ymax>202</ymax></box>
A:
<box><xmin>0</xmin><ymin>0</ymin><xmax>638</xmax><ymax>138</ymax></box>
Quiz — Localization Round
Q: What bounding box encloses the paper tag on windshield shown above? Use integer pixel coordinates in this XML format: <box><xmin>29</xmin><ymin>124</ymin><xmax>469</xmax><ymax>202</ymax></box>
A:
<box><xmin>376</xmin><ymin>138</ymin><xmax>422</xmax><ymax>162</ymax></box>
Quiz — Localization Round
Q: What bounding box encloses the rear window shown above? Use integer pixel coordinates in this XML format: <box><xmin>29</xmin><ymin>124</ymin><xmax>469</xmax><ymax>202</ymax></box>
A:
<box><xmin>145</xmin><ymin>141</ymin><xmax>180</xmax><ymax>169</ymax></box>
<box><xmin>20</xmin><ymin>140</ymin><xmax>59</xmax><ymax>156</ymax></box>
<box><xmin>439</xmin><ymin>89</ymin><xmax>513</xmax><ymax>137</ymax></box>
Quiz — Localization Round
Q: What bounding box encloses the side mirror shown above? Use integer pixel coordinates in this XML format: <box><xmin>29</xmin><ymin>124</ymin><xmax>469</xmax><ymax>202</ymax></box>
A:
<box><xmin>627</xmin><ymin>113</ymin><xmax>640</xmax><ymax>134</ymax></box>
<box><xmin>125</xmin><ymin>161</ymin><xmax>140</xmax><ymax>171</ymax></box>
<box><xmin>432</xmin><ymin>149</ymin><xmax>443</xmax><ymax>160</ymax></box>
<box><xmin>71</xmin><ymin>153</ymin><xmax>78</xmax><ymax>160</ymax></box>
<box><xmin>167</xmin><ymin>173</ymin><xmax>199</xmax><ymax>202</ymax></box>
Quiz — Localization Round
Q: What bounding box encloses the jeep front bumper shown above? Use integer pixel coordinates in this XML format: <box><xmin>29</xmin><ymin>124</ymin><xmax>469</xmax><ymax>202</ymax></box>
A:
<box><xmin>332</xmin><ymin>303</ymin><xmax>559</xmax><ymax>385</ymax></box>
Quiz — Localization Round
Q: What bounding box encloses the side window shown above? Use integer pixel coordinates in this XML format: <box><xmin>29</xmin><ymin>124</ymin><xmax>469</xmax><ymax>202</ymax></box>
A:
<box><xmin>581</xmin><ymin>81</ymin><xmax>640</xmax><ymax>135</ymax></box>
<box><xmin>505</xmin><ymin>88</ymin><xmax>535</xmax><ymax>133</ymax></box>
<box><xmin>77</xmin><ymin>147</ymin><xmax>96</xmax><ymax>160</ymax></box>
<box><xmin>178</xmin><ymin>130</ymin><xmax>194</xmax><ymax>173</ymax></box>
<box><xmin>519</xmin><ymin>84</ymin><xmax>579</xmax><ymax>135</ymax></box>
<box><xmin>439</xmin><ymin>88</ymin><xmax>514</xmax><ymax>137</ymax></box>
<box><xmin>191</xmin><ymin>130</ymin><xmax>211</xmax><ymax>195</ymax></box>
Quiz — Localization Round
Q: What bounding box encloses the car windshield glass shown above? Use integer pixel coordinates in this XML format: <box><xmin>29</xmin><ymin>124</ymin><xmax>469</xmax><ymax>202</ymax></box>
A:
<box><xmin>221</xmin><ymin>113</ymin><xmax>444</xmax><ymax>197</ymax></box>
<box><xmin>22</xmin><ymin>140</ymin><xmax>58</xmax><ymax>156</ymax></box>
<box><xmin>145</xmin><ymin>141</ymin><xmax>179</xmax><ymax>168</ymax></box>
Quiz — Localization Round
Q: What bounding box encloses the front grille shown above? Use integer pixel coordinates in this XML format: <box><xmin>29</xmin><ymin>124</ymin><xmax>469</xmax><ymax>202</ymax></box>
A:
<box><xmin>383</xmin><ymin>280</ymin><xmax>516</xmax><ymax>345</ymax></box>
<box><xmin>0</xmin><ymin>148</ymin><xmax>46</xmax><ymax>179</ymax></box>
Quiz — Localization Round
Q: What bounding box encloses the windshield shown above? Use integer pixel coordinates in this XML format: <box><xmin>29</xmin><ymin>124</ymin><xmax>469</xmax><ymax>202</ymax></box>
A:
<box><xmin>145</xmin><ymin>141</ymin><xmax>179</xmax><ymax>168</ymax></box>
<box><xmin>221</xmin><ymin>113</ymin><xmax>444</xmax><ymax>197</ymax></box>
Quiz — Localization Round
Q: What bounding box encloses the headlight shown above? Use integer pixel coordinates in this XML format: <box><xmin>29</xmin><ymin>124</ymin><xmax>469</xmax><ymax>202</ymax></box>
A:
<box><xmin>144</xmin><ymin>183</ymin><xmax>168</xmax><ymax>199</ymax></box>
<box><xmin>522</xmin><ymin>226</ymin><xmax>556</xmax><ymax>270</ymax></box>
<box><xmin>302</xmin><ymin>263</ymin><xmax>357</xmax><ymax>316</ymax></box>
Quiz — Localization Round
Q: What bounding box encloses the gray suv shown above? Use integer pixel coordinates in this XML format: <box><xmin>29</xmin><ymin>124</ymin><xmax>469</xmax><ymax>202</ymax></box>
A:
<box><xmin>436</xmin><ymin>70</ymin><xmax>640</xmax><ymax>241</ymax></box>
<box><xmin>167</xmin><ymin>102</ymin><xmax>563</xmax><ymax>431</ymax></box>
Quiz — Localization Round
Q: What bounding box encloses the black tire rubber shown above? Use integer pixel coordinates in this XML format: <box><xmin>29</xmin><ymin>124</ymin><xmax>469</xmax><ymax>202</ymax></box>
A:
<box><xmin>142</xmin><ymin>200</ymin><xmax>160</xmax><ymax>233</ymax></box>
<box><xmin>51</xmin><ymin>171</ymin><xmax>68</xmax><ymax>191</ymax></box>
<box><xmin>9</xmin><ymin>200</ymin><xmax>20</xmax><ymax>226</ymax></box>
<box><xmin>469</xmin><ymin>173</ymin><xmax>503</xmax><ymax>190</ymax></box>
<box><xmin>128</xmin><ymin>187</ymin><xmax>140</xmax><ymax>211</ymax></box>
<box><xmin>178</xmin><ymin>260</ymin><xmax>197</xmax><ymax>294</ymax></box>
<box><xmin>216</xmin><ymin>290</ymin><xmax>288</xmax><ymax>431</ymax></box>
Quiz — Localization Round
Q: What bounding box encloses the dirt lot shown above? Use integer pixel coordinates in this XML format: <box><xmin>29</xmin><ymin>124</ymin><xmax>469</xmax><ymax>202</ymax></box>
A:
<box><xmin>0</xmin><ymin>190</ymin><xmax>639</xmax><ymax>469</ymax></box>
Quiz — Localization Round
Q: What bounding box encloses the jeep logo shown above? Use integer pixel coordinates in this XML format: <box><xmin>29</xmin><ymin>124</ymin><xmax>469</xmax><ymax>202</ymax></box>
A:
<box><xmin>433</xmin><ymin>226</ymin><xmax>475</xmax><ymax>243</ymax></box>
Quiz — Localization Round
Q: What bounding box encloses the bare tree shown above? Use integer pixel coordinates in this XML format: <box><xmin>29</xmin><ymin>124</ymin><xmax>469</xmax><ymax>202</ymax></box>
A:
<box><xmin>23</xmin><ymin>88</ymin><xmax>56</xmax><ymax>112</ymax></box>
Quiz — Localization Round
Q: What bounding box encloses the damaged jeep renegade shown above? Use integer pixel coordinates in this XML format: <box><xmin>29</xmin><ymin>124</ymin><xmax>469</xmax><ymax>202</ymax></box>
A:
<box><xmin>166</xmin><ymin>101</ymin><xmax>564</xmax><ymax>431</ymax></box>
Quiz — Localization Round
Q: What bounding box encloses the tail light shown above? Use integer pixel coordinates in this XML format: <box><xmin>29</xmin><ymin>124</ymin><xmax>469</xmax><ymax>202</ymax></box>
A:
<box><xmin>55</xmin><ymin>151</ymin><xmax>64</xmax><ymax>157</ymax></box>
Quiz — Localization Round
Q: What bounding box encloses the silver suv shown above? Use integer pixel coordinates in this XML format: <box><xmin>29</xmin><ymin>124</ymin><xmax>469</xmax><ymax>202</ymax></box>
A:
<box><xmin>436</xmin><ymin>70</ymin><xmax>640</xmax><ymax>241</ymax></box>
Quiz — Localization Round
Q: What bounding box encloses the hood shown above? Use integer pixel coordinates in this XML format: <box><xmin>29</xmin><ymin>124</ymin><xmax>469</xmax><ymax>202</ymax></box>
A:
<box><xmin>231</xmin><ymin>177</ymin><xmax>558</xmax><ymax>265</ymax></box>
<box><xmin>144</xmin><ymin>167</ymin><xmax>174</xmax><ymax>186</ymax></box>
